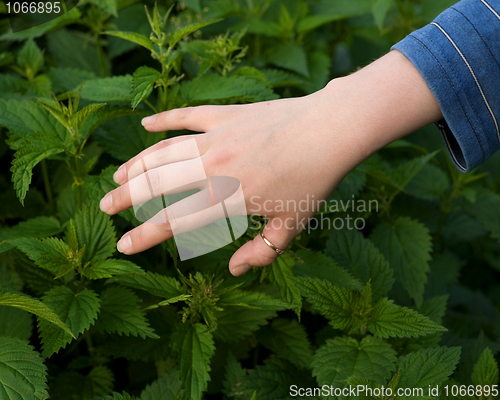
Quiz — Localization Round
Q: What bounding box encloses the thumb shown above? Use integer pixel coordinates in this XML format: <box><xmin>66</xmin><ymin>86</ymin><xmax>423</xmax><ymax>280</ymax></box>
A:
<box><xmin>228</xmin><ymin>218</ymin><xmax>297</xmax><ymax>276</ymax></box>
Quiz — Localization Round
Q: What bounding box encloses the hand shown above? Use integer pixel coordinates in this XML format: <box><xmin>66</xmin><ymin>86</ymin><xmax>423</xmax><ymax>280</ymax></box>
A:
<box><xmin>99</xmin><ymin>50</ymin><xmax>442</xmax><ymax>276</ymax></box>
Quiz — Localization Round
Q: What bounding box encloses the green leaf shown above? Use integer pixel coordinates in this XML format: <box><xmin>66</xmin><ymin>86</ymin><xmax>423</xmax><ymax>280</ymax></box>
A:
<box><xmin>295</xmin><ymin>249</ymin><xmax>363</xmax><ymax>290</ymax></box>
<box><xmin>312</xmin><ymin>335</ymin><xmax>397</xmax><ymax>387</ymax></box>
<box><xmin>131</xmin><ymin>66</ymin><xmax>160</xmax><ymax>109</ymax></box>
<box><xmin>179</xmin><ymin>73</ymin><xmax>278</xmax><ymax>104</ymax></box>
<box><xmin>267</xmin><ymin>43</ymin><xmax>309</xmax><ymax>77</ymax></box>
<box><xmin>0</xmin><ymin>216</ymin><xmax>61</xmax><ymax>254</ymax></box>
<box><xmin>397</xmin><ymin>347</ymin><xmax>461</xmax><ymax>396</ymax></box>
<box><xmin>50</xmin><ymin>366</ymin><xmax>114</xmax><ymax>400</ymax></box>
<box><xmin>472</xmin><ymin>347</ymin><xmax>499</xmax><ymax>387</ymax></box>
<box><xmin>140</xmin><ymin>370</ymin><xmax>184</xmax><ymax>400</ymax></box>
<box><xmin>326</xmin><ymin>228</ymin><xmax>394</xmax><ymax>301</ymax></box>
<box><xmin>169</xmin><ymin>20</ymin><xmax>221</xmax><ymax>48</ymax></box>
<box><xmin>173</xmin><ymin>323</ymin><xmax>215</xmax><ymax>400</ymax></box>
<box><xmin>1</xmin><ymin>7</ymin><xmax>82</xmax><ymax>41</ymax></box>
<box><xmin>256</xmin><ymin>318</ymin><xmax>313</xmax><ymax>369</ymax></box>
<box><xmin>0</xmin><ymin>306</ymin><xmax>33</xmax><ymax>340</ymax></box>
<box><xmin>10</xmin><ymin>237</ymin><xmax>71</xmax><ymax>274</ymax></box>
<box><xmin>222</xmin><ymin>353</ymin><xmax>247</xmax><ymax>397</ymax></box>
<box><xmin>82</xmin><ymin>259</ymin><xmax>144</xmax><ymax>280</ymax></box>
<box><xmin>463</xmin><ymin>188</ymin><xmax>500</xmax><ymax>245</ymax></box>
<box><xmin>73</xmin><ymin>103</ymin><xmax>106</xmax><ymax>132</ymax></box>
<box><xmin>294</xmin><ymin>278</ymin><xmax>377</xmax><ymax>337</ymax></box>
<box><xmin>0</xmin><ymin>336</ymin><xmax>48</xmax><ymax>400</ymax></box>
<box><xmin>368</xmin><ymin>298</ymin><xmax>446</xmax><ymax>339</ymax></box>
<box><xmin>78</xmin><ymin>75</ymin><xmax>133</xmax><ymax>102</ymax></box>
<box><xmin>405</xmin><ymin>163</ymin><xmax>450</xmax><ymax>201</ymax></box>
<box><xmin>79</xmin><ymin>105</ymin><xmax>137</xmax><ymax>141</ymax></box>
<box><xmin>265</xmin><ymin>254</ymin><xmax>302</xmax><ymax>312</ymax></box>
<box><xmin>104</xmin><ymin>31</ymin><xmax>153</xmax><ymax>51</ymax></box>
<box><xmin>73</xmin><ymin>201</ymin><xmax>117</xmax><ymax>265</ymax></box>
<box><xmin>94</xmin><ymin>115</ymin><xmax>159</xmax><ymax>162</ymax></box>
<box><xmin>96</xmin><ymin>392</ymin><xmax>134</xmax><ymax>400</ymax></box>
<box><xmin>47</xmin><ymin>29</ymin><xmax>104</xmax><ymax>76</ymax></box>
<box><xmin>9</xmin><ymin>131</ymin><xmax>65</xmax><ymax>205</ymax></box>
<box><xmin>106</xmin><ymin>272</ymin><xmax>184</xmax><ymax>299</ymax></box>
<box><xmin>0</xmin><ymin>288</ymin><xmax>73</xmax><ymax>338</ymax></box>
<box><xmin>93</xmin><ymin>286</ymin><xmax>158</xmax><ymax>339</ymax></box>
<box><xmin>47</xmin><ymin>67</ymin><xmax>96</xmax><ymax>93</ymax></box>
<box><xmin>88</xmin><ymin>0</ymin><xmax>117</xmax><ymax>16</ymax></box>
<box><xmin>370</xmin><ymin>217</ymin><xmax>432</xmax><ymax>307</ymax></box>
<box><xmin>38</xmin><ymin>286</ymin><xmax>100</xmax><ymax>357</ymax></box>
<box><xmin>17</xmin><ymin>39</ymin><xmax>44</xmax><ymax>76</ymax></box>
<box><xmin>372</xmin><ymin>0</ymin><xmax>396</xmax><ymax>29</ymax></box>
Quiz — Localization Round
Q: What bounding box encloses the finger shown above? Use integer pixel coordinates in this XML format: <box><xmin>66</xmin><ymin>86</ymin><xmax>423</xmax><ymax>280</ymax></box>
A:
<box><xmin>116</xmin><ymin>186</ymin><xmax>235</xmax><ymax>255</ymax></box>
<box><xmin>101</xmin><ymin>157</ymin><xmax>208</xmax><ymax>215</ymax></box>
<box><xmin>113</xmin><ymin>136</ymin><xmax>208</xmax><ymax>185</ymax></box>
<box><xmin>228</xmin><ymin>217</ymin><xmax>298</xmax><ymax>276</ymax></box>
<box><xmin>141</xmin><ymin>105</ymin><xmax>234</xmax><ymax>133</ymax></box>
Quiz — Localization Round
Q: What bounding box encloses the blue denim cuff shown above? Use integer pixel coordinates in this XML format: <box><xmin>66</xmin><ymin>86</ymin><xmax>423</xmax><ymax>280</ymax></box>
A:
<box><xmin>391</xmin><ymin>0</ymin><xmax>500</xmax><ymax>172</ymax></box>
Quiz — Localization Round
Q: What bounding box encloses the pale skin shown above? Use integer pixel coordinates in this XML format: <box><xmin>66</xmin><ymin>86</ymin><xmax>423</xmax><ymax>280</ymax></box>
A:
<box><xmin>99</xmin><ymin>49</ymin><xmax>443</xmax><ymax>276</ymax></box>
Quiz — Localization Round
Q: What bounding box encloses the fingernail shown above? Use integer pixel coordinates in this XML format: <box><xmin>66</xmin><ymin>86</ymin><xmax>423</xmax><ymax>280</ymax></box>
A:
<box><xmin>99</xmin><ymin>194</ymin><xmax>113</xmax><ymax>213</ymax></box>
<box><xmin>141</xmin><ymin>114</ymin><xmax>157</xmax><ymax>127</ymax></box>
<box><xmin>117</xmin><ymin>235</ymin><xmax>132</xmax><ymax>254</ymax></box>
<box><xmin>231</xmin><ymin>264</ymin><xmax>251</xmax><ymax>276</ymax></box>
<box><xmin>113</xmin><ymin>165</ymin><xmax>127</xmax><ymax>185</ymax></box>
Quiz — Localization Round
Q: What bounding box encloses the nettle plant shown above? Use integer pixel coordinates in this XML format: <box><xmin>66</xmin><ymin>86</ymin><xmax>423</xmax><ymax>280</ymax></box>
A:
<box><xmin>1</xmin><ymin>0</ymin><xmax>500</xmax><ymax>400</ymax></box>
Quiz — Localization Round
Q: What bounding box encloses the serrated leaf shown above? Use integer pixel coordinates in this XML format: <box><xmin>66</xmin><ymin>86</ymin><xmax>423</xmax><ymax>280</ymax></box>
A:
<box><xmin>73</xmin><ymin>103</ymin><xmax>106</xmax><ymax>132</ymax></box>
<box><xmin>140</xmin><ymin>369</ymin><xmax>183</xmax><ymax>400</ymax></box>
<box><xmin>93</xmin><ymin>286</ymin><xmax>158</xmax><ymax>339</ymax></box>
<box><xmin>295</xmin><ymin>249</ymin><xmax>363</xmax><ymax>290</ymax></box>
<box><xmin>9</xmin><ymin>131</ymin><xmax>65</xmax><ymax>205</ymax></box>
<box><xmin>131</xmin><ymin>66</ymin><xmax>160</xmax><ymax>109</ymax></box>
<box><xmin>10</xmin><ymin>237</ymin><xmax>71</xmax><ymax>273</ymax></box>
<box><xmin>94</xmin><ymin>115</ymin><xmax>159</xmax><ymax>162</ymax></box>
<box><xmin>265</xmin><ymin>254</ymin><xmax>301</xmax><ymax>312</ymax></box>
<box><xmin>173</xmin><ymin>323</ymin><xmax>215</xmax><ymax>400</ymax></box>
<box><xmin>239</xmin><ymin>358</ymin><xmax>304</xmax><ymax>400</ymax></box>
<box><xmin>326</xmin><ymin>228</ymin><xmax>394</xmax><ymax>301</ymax></box>
<box><xmin>82</xmin><ymin>259</ymin><xmax>144</xmax><ymax>280</ymax></box>
<box><xmin>0</xmin><ymin>336</ymin><xmax>48</xmax><ymax>400</ymax></box>
<box><xmin>222</xmin><ymin>353</ymin><xmax>247</xmax><ymax>397</ymax></box>
<box><xmin>88</xmin><ymin>0</ymin><xmax>117</xmax><ymax>15</ymax></box>
<box><xmin>50</xmin><ymin>366</ymin><xmax>114</xmax><ymax>400</ymax></box>
<box><xmin>78</xmin><ymin>75</ymin><xmax>133</xmax><ymax>102</ymax></box>
<box><xmin>39</xmin><ymin>286</ymin><xmax>100</xmax><ymax>357</ymax></box>
<box><xmin>257</xmin><ymin>318</ymin><xmax>313</xmax><ymax>369</ymax></box>
<box><xmin>0</xmin><ymin>306</ymin><xmax>33</xmax><ymax>340</ymax></box>
<box><xmin>106</xmin><ymin>271</ymin><xmax>183</xmax><ymax>299</ymax></box>
<box><xmin>370</xmin><ymin>217</ymin><xmax>431</xmax><ymax>307</ymax></box>
<box><xmin>96</xmin><ymin>392</ymin><xmax>133</xmax><ymax>400</ymax></box>
<box><xmin>104</xmin><ymin>31</ymin><xmax>153</xmax><ymax>51</ymax></box>
<box><xmin>368</xmin><ymin>298</ymin><xmax>446</xmax><ymax>339</ymax></box>
<box><xmin>169</xmin><ymin>20</ymin><xmax>221</xmax><ymax>48</ymax></box>
<box><xmin>79</xmin><ymin>105</ymin><xmax>136</xmax><ymax>141</ymax></box>
<box><xmin>179</xmin><ymin>73</ymin><xmax>278</xmax><ymax>104</ymax></box>
<box><xmin>0</xmin><ymin>216</ymin><xmax>61</xmax><ymax>254</ymax></box>
<box><xmin>17</xmin><ymin>39</ymin><xmax>44</xmax><ymax>75</ymax></box>
<box><xmin>472</xmin><ymin>347</ymin><xmax>499</xmax><ymax>387</ymax></box>
<box><xmin>463</xmin><ymin>188</ymin><xmax>500</xmax><ymax>245</ymax></box>
<box><xmin>405</xmin><ymin>163</ymin><xmax>450</xmax><ymax>201</ymax></box>
<box><xmin>312</xmin><ymin>335</ymin><xmax>397</xmax><ymax>387</ymax></box>
<box><xmin>0</xmin><ymin>288</ymin><xmax>73</xmax><ymax>338</ymax></box>
<box><xmin>397</xmin><ymin>347</ymin><xmax>461</xmax><ymax>396</ymax></box>
<box><xmin>267</xmin><ymin>43</ymin><xmax>309</xmax><ymax>77</ymax></box>
<box><xmin>73</xmin><ymin>201</ymin><xmax>116</xmax><ymax>265</ymax></box>
<box><xmin>293</xmin><ymin>277</ymin><xmax>369</xmax><ymax>332</ymax></box>
<box><xmin>47</xmin><ymin>67</ymin><xmax>96</xmax><ymax>93</ymax></box>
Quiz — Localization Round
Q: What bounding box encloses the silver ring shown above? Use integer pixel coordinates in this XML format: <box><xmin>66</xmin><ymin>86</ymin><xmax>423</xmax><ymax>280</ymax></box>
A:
<box><xmin>260</xmin><ymin>231</ymin><xmax>285</xmax><ymax>256</ymax></box>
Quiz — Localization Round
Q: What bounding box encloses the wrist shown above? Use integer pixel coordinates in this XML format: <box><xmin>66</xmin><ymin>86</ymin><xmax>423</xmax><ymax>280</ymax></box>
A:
<box><xmin>322</xmin><ymin>50</ymin><xmax>442</xmax><ymax>158</ymax></box>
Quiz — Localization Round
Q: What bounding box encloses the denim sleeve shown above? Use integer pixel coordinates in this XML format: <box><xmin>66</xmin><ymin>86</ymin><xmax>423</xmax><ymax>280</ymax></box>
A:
<box><xmin>391</xmin><ymin>0</ymin><xmax>500</xmax><ymax>172</ymax></box>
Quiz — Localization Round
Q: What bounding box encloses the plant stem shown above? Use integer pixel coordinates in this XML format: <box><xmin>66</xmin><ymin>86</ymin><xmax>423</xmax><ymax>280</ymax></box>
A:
<box><xmin>95</xmin><ymin>33</ymin><xmax>108</xmax><ymax>77</ymax></box>
<box><xmin>75</xmin><ymin>157</ymin><xmax>83</xmax><ymax>210</ymax></box>
<box><xmin>41</xmin><ymin>159</ymin><xmax>54</xmax><ymax>211</ymax></box>
<box><xmin>144</xmin><ymin>99</ymin><xmax>158</xmax><ymax>114</ymax></box>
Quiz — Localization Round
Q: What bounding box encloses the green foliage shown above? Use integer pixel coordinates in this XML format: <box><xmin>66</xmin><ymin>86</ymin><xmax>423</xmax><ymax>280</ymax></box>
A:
<box><xmin>1</xmin><ymin>0</ymin><xmax>496</xmax><ymax>398</ymax></box>
<box><xmin>0</xmin><ymin>336</ymin><xmax>48</xmax><ymax>400</ymax></box>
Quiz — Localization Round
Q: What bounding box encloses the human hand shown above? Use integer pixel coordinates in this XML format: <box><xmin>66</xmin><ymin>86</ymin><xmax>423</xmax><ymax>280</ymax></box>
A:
<box><xmin>99</xmin><ymin>50</ymin><xmax>442</xmax><ymax>276</ymax></box>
